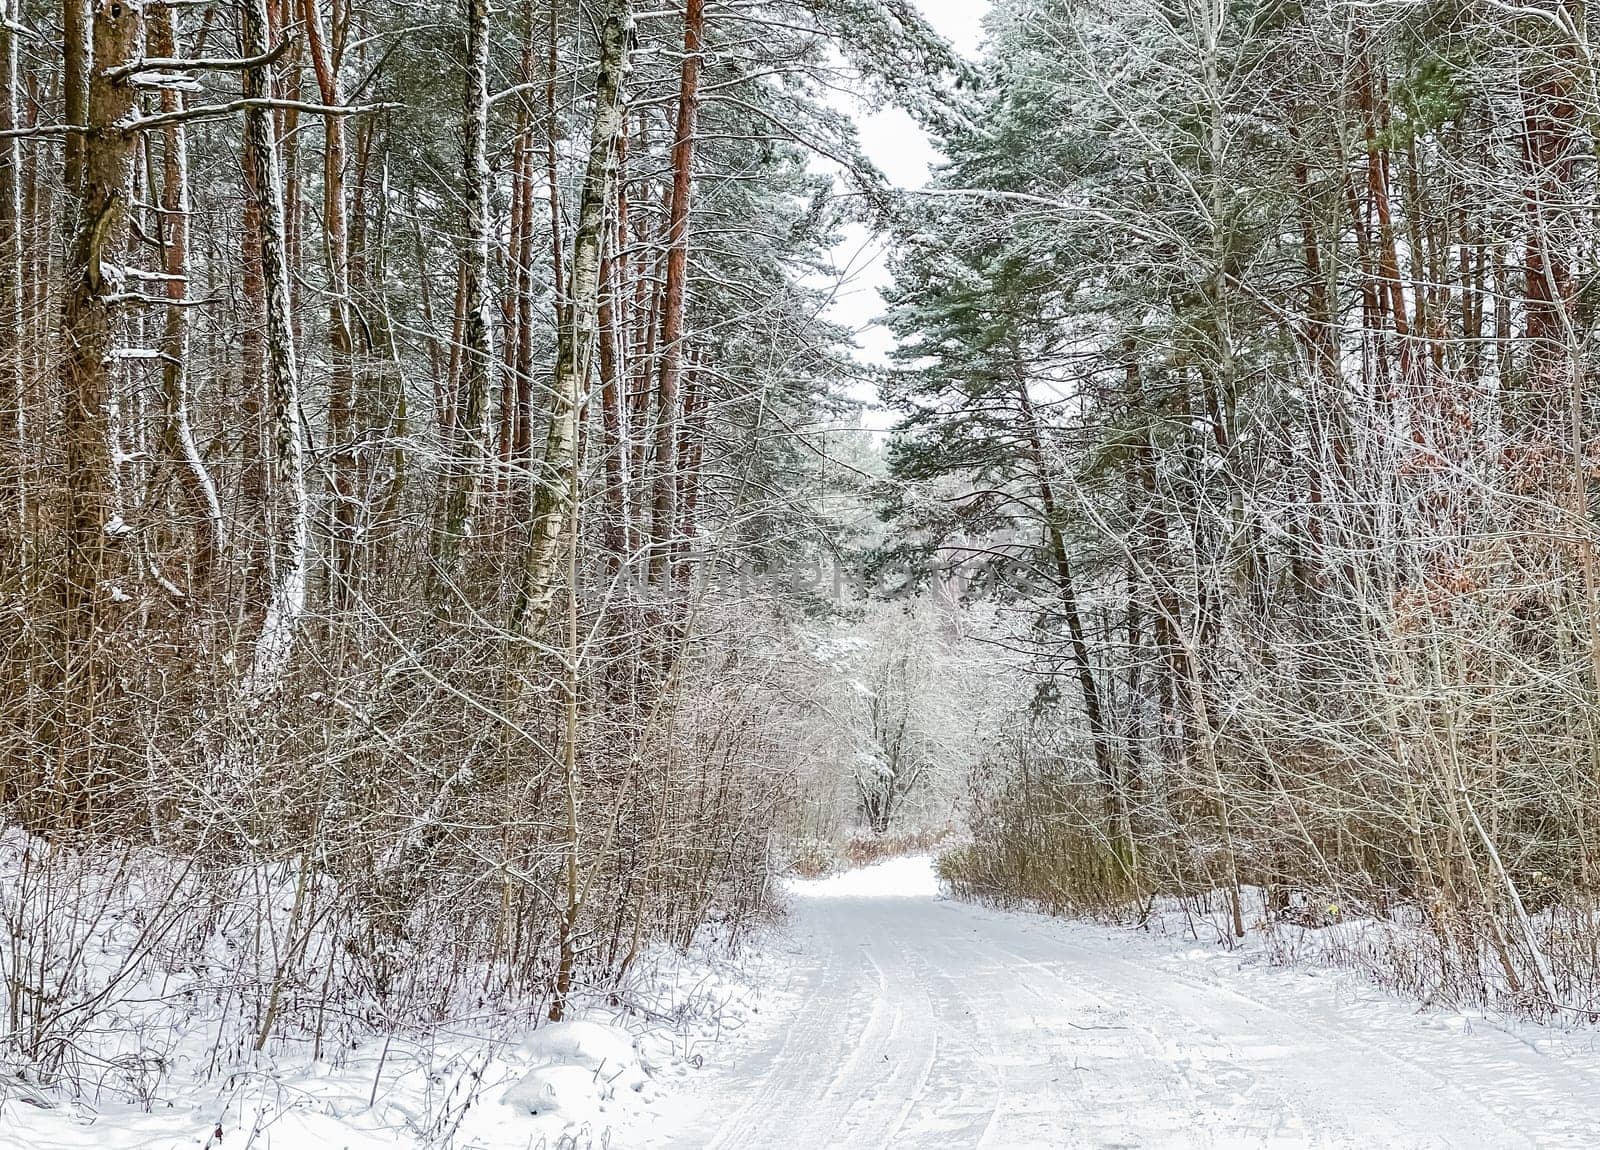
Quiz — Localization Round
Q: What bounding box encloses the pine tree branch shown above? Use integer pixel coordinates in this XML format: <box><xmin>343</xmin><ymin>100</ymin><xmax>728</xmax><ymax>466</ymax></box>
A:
<box><xmin>123</xmin><ymin>97</ymin><xmax>399</xmax><ymax>133</ymax></box>
<box><xmin>103</xmin><ymin>35</ymin><xmax>297</xmax><ymax>82</ymax></box>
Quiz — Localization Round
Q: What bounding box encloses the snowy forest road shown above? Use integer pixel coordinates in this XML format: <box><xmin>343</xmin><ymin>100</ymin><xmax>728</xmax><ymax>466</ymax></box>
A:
<box><xmin>651</xmin><ymin>859</ymin><xmax>1600</xmax><ymax>1149</ymax></box>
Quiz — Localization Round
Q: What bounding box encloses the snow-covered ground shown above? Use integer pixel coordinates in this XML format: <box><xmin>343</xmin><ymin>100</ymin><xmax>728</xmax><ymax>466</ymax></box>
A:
<box><xmin>0</xmin><ymin>936</ymin><xmax>773</xmax><ymax>1150</ymax></box>
<box><xmin>646</xmin><ymin>856</ymin><xmax>1600</xmax><ymax>1149</ymax></box>
<box><xmin>11</xmin><ymin>853</ymin><xmax>1600</xmax><ymax>1148</ymax></box>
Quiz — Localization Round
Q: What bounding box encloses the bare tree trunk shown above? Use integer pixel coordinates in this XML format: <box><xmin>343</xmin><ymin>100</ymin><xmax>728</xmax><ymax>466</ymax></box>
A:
<box><xmin>673</xmin><ymin>350</ymin><xmax>705</xmax><ymax>582</ymax></box>
<box><xmin>549</xmin><ymin>453</ymin><xmax>583</xmax><ymax>1020</ymax></box>
<box><xmin>430</xmin><ymin>0</ymin><xmax>494</xmax><ymax>591</ymax></box>
<box><xmin>500</xmin><ymin>7</ymin><xmax>538</xmax><ymax>512</ymax></box>
<box><xmin>598</xmin><ymin>242</ymin><xmax>629</xmax><ymax>569</ymax></box>
<box><xmin>630</xmin><ymin>243</ymin><xmax>663</xmax><ymax>557</ymax></box>
<box><xmin>21</xmin><ymin>75</ymin><xmax>43</xmax><ymax>395</ymax></box>
<box><xmin>649</xmin><ymin>0</ymin><xmax>704</xmax><ymax>582</ymax></box>
<box><xmin>513</xmin><ymin>101</ymin><xmax>537</xmax><ymax>486</ymax></box>
<box><xmin>2</xmin><ymin>36</ymin><xmax>31</xmax><ymax>800</ymax></box>
<box><xmin>63</xmin><ymin>0</ymin><xmax>91</xmax><ymax>190</ymax></box>
<box><xmin>51</xmin><ymin>0</ymin><xmax>147</xmax><ymax>824</ymax></box>
<box><xmin>443</xmin><ymin>257</ymin><xmax>467</xmax><ymax>430</ymax></box>
<box><xmin>610</xmin><ymin>129</ymin><xmax>638</xmax><ymax>560</ymax></box>
<box><xmin>0</xmin><ymin>0</ymin><xmax>22</xmax><ymax>570</ymax></box>
<box><xmin>240</xmin><ymin>0</ymin><xmax>309</xmax><ymax>696</ymax></box>
<box><xmin>303</xmin><ymin>0</ymin><xmax>358</xmax><ymax>608</ymax></box>
<box><xmin>496</xmin><ymin>120</ymin><xmax>527</xmax><ymax>500</ymax></box>
<box><xmin>152</xmin><ymin>2</ymin><xmax>222</xmax><ymax>589</ymax></box>
<box><xmin>281</xmin><ymin>54</ymin><xmax>304</xmax><ymax>346</ymax></box>
<box><xmin>515</xmin><ymin>0</ymin><xmax>632</xmax><ymax>633</ymax></box>
<box><xmin>544</xmin><ymin>0</ymin><xmax>564</xmax><ymax>326</ymax></box>
<box><xmin>345</xmin><ymin>113</ymin><xmax>380</xmax><ymax>583</ymax></box>
<box><xmin>238</xmin><ymin>67</ymin><xmax>269</xmax><ymax>618</ymax></box>
<box><xmin>1017</xmin><ymin>380</ymin><xmax>1116</xmax><ymax>797</ymax></box>
<box><xmin>413</xmin><ymin>195</ymin><xmax>444</xmax><ymax>387</ymax></box>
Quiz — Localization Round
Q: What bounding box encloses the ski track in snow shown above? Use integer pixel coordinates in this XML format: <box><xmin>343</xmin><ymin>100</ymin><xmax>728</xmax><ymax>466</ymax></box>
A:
<box><xmin>649</xmin><ymin>857</ymin><xmax>1600</xmax><ymax>1149</ymax></box>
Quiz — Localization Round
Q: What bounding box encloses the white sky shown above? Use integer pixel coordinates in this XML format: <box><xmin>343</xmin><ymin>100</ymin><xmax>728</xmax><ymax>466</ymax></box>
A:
<box><xmin>822</xmin><ymin>0</ymin><xmax>991</xmax><ymax>425</ymax></box>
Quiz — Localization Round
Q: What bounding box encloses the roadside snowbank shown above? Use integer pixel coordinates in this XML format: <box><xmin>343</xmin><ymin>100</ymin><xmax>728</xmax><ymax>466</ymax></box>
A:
<box><xmin>0</xmin><ymin>823</ymin><xmax>772</xmax><ymax>1150</ymax></box>
<box><xmin>2</xmin><ymin>937</ymin><xmax>767</xmax><ymax>1150</ymax></box>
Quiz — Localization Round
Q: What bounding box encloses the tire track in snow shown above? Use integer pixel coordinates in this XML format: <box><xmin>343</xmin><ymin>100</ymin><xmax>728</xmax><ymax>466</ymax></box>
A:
<box><xmin>695</xmin><ymin>904</ymin><xmax>939</xmax><ymax>1150</ymax></box>
<box><xmin>826</xmin><ymin>912</ymin><xmax>941</xmax><ymax>1149</ymax></box>
<box><xmin>696</xmin><ymin>922</ymin><xmax>855</xmax><ymax>1150</ymax></box>
<box><xmin>1040</xmin><ymin>929</ymin><xmax>1538</xmax><ymax>1147</ymax></box>
<box><xmin>1084</xmin><ymin>934</ymin><xmax>1598</xmax><ymax>1147</ymax></box>
<box><xmin>654</xmin><ymin>864</ymin><xmax>1600</xmax><ymax>1150</ymax></box>
<box><xmin>887</xmin><ymin>922</ymin><xmax>1008</xmax><ymax>1149</ymax></box>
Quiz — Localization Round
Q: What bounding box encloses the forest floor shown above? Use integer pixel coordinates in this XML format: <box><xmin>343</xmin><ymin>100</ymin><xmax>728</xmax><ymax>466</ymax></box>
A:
<box><xmin>647</xmin><ymin>856</ymin><xmax>1600</xmax><ymax>1149</ymax></box>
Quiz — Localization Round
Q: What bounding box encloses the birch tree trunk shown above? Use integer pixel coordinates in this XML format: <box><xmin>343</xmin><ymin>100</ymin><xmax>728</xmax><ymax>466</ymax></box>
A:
<box><xmin>515</xmin><ymin>0</ymin><xmax>632</xmax><ymax>633</ymax></box>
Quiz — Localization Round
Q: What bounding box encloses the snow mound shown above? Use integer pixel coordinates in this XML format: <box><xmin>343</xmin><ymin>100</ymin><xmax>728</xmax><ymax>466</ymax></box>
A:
<box><xmin>515</xmin><ymin>1019</ymin><xmax>642</xmax><ymax>1080</ymax></box>
<box><xmin>788</xmin><ymin>854</ymin><xmax>943</xmax><ymax>899</ymax></box>
<box><xmin>501</xmin><ymin>1020</ymin><xmax>649</xmax><ymax>1131</ymax></box>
